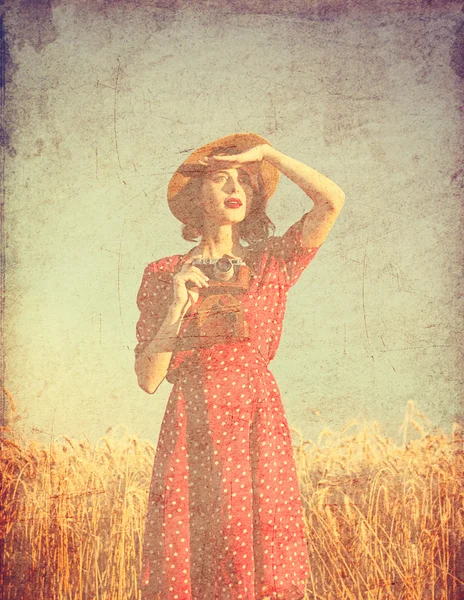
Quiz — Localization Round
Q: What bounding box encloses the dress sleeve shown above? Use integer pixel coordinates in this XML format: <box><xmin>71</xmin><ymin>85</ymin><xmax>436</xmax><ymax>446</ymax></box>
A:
<box><xmin>268</xmin><ymin>215</ymin><xmax>322</xmax><ymax>288</ymax></box>
<box><xmin>134</xmin><ymin>261</ymin><xmax>173</xmax><ymax>358</ymax></box>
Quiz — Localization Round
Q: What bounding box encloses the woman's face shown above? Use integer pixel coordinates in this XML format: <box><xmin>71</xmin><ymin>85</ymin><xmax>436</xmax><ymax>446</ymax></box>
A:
<box><xmin>199</xmin><ymin>167</ymin><xmax>255</xmax><ymax>226</ymax></box>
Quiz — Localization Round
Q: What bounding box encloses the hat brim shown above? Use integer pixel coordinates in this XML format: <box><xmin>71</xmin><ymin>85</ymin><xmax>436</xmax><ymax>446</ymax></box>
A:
<box><xmin>167</xmin><ymin>133</ymin><xmax>280</xmax><ymax>226</ymax></box>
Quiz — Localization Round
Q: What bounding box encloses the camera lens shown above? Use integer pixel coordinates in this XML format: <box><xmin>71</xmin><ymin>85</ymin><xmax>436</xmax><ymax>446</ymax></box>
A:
<box><xmin>216</xmin><ymin>258</ymin><xmax>232</xmax><ymax>272</ymax></box>
<box><xmin>214</xmin><ymin>257</ymin><xmax>234</xmax><ymax>281</ymax></box>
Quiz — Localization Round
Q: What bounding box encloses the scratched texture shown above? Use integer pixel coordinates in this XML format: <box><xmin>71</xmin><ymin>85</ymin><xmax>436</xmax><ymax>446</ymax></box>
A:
<box><xmin>1</xmin><ymin>0</ymin><xmax>463</xmax><ymax>445</ymax></box>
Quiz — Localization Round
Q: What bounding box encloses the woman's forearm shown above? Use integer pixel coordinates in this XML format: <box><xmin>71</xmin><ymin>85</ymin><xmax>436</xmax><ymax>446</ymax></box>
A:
<box><xmin>135</xmin><ymin>304</ymin><xmax>187</xmax><ymax>394</ymax></box>
<box><xmin>262</xmin><ymin>145</ymin><xmax>345</xmax><ymax>210</ymax></box>
<box><xmin>261</xmin><ymin>144</ymin><xmax>345</xmax><ymax>248</ymax></box>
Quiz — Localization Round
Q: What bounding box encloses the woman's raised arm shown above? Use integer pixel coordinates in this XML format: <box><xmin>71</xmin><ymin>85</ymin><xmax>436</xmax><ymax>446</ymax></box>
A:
<box><xmin>201</xmin><ymin>143</ymin><xmax>345</xmax><ymax>249</ymax></box>
<box><xmin>262</xmin><ymin>145</ymin><xmax>345</xmax><ymax>248</ymax></box>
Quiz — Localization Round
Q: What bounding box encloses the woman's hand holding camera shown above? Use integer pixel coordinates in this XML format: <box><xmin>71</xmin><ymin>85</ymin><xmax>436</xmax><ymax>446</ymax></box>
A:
<box><xmin>171</xmin><ymin>260</ymin><xmax>209</xmax><ymax>314</ymax></box>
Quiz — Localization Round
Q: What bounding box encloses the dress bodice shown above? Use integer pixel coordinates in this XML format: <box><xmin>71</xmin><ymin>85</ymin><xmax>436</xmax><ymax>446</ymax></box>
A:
<box><xmin>135</xmin><ymin>215</ymin><xmax>322</xmax><ymax>385</ymax></box>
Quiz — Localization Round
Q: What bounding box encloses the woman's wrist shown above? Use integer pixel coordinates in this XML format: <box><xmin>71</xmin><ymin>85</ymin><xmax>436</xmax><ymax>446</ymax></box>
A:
<box><xmin>167</xmin><ymin>302</ymin><xmax>189</xmax><ymax>323</ymax></box>
<box><xmin>261</xmin><ymin>144</ymin><xmax>284</xmax><ymax>164</ymax></box>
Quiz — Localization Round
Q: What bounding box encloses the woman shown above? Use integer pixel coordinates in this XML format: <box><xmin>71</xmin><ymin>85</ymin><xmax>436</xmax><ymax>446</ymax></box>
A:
<box><xmin>134</xmin><ymin>133</ymin><xmax>344</xmax><ymax>600</ymax></box>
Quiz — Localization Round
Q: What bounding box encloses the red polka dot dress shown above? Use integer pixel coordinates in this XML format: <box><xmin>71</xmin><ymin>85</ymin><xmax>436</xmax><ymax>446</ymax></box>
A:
<box><xmin>135</xmin><ymin>216</ymin><xmax>322</xmax><ymax>600</ymax></box>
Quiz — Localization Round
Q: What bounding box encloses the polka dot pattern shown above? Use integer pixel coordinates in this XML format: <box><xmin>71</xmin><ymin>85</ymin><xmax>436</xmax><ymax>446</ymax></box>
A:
<box><xmin>136</xmin><ymin>218</ymin><xmax>321</xmax><ymax>599</ymax></box>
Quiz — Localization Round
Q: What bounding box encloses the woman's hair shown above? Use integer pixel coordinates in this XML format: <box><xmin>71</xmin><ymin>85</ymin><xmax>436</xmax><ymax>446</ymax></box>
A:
<box><xmin>181</xmin><ymin>149</ymin><xmax>276</xmax><ymax>246</ymax></box>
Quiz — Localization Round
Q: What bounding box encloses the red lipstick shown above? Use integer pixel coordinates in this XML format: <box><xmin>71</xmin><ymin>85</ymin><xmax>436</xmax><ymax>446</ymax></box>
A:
<box><xmin>225</xmin><ymin>197</ymin><xmax>242</xmax><ymax>208</ymax></box>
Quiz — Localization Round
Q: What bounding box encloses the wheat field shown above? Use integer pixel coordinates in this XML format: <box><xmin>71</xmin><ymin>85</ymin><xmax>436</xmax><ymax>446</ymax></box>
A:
<box><xmin>1</xmin><ymin>397</ymin><xmax>463</xmax><ymax>600</ymax></box>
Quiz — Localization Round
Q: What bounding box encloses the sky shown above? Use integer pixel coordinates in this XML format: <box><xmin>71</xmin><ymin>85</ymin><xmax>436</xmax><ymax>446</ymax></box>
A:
<box><xmin>4</xmin><ymin>1</ymin><xmax>463</xmax><ymax>446</ymax></box>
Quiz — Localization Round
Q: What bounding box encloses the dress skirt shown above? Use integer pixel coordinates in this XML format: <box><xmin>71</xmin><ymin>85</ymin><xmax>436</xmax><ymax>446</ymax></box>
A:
<box><xmin>140</xmin><ymin>351</ymin><xmax>310</xmax><ymax>600</ymax></box>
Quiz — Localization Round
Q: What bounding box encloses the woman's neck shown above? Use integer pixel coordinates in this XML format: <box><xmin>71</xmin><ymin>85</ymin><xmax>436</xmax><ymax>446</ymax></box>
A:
<box><xmin>198</xmin><ymin>225</ymin><xmax>239</xmax><ymax>258</ymax></box>
<box><xmin>198</xmin><ymin>224</ymin><xmax>245</xmax><ymax>259</ymax></box>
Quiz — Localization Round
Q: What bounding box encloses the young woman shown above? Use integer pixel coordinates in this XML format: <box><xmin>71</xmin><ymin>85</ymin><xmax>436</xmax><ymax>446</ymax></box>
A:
<box><xmin>134</xmin><ymin>133</ymin><xmax>344</xmax><ymax>600</ymax></box>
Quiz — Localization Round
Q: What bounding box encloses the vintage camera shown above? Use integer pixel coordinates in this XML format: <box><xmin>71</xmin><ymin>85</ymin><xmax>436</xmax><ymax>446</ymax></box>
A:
<box><xmin>177</xmin><ymin>255</ymin><xmax>252</xmax><ymax>348</ymax></box>
<box><xmin>191</xmin><ymin>255</ymin><xmax>251</xmax><ymax>293</ymax></box>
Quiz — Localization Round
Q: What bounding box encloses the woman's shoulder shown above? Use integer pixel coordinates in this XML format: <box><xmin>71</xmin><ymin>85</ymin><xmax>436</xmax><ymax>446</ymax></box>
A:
<box><xmin>136</xmin><ymin>255</ymin><xmax>181</xmax><ymax>306</ymax></box>
<box><xmin>138</xmin><ymin>255</ymin><xmax>183</xmax><ymax>295</ymax></box>
<box><xmin>144</xmin><ymin>254</ymin><xmax>183</xmax><ymax>274</ymax></box>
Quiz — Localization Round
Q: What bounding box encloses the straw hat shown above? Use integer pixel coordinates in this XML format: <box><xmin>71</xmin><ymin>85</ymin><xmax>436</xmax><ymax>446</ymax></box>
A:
<box><xmin>167</xmin><ymin>133</ymin><xmax>280</xmax><ymax>226</ymax></box>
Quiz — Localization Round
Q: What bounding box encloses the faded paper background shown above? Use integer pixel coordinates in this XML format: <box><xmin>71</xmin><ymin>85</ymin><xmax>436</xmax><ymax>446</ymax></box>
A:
<box><xmin>1</xmin><ymin>0</ymin><xmax>463</xmax><ymax>447</ymax></box>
